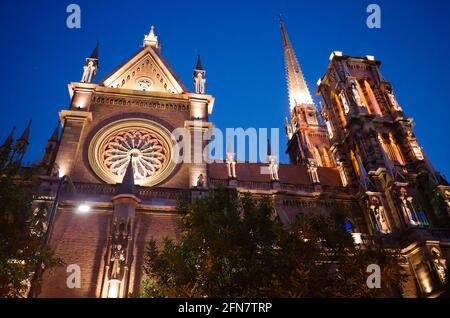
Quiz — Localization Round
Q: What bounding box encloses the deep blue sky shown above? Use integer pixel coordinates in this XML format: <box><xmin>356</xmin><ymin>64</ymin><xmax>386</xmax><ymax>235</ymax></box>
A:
<box><xmin>0</xmin><ymin>0</ymin><xmax>449</xmax><ymax>177</ymax></box>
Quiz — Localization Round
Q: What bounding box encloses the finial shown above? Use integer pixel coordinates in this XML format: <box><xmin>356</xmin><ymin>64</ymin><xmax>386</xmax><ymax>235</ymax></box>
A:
<box><xmin>18</xmin><ymin>120</ymin><xmax>32</xmax><ymax>142</ymax></box>
<box><xmin>195</xmin><ymin>54</ymin><xmax>204</xmax><ymax>71</ymax></box>
<box><xmin>1</xmin><ymin>126</ymin><xmax>16</xmax><ymax>148</ymax></box>
<box><xmin>89</xmin><ymin>42</ymin><xmax>99</xmax><ymax>60</ymax></box>
<box><xmin>143</xmin><ymin>25</ymin><xmax>160</xmax><ymax>48</ymax></box>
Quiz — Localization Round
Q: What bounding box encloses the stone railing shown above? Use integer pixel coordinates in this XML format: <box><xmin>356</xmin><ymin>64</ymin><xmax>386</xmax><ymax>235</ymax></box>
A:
<box><xmin>280</xmin><ymin>183</ymin><xmax>315</xmax><ymax>193</ymax></box>
<box><xmin>209</xmin><ymin>178</ymin><xmax>355</xmax><ymax>195</ymax></box>
<box><xmin>72</xmin><ymin>182</ymin><xmax>190</xmax><ymax>201</ymax></box>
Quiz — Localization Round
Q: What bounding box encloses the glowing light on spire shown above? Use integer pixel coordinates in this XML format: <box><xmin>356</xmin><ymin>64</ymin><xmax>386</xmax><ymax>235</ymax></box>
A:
<box><xmin>279</xmin><ymin>17</ymin><xmax>314</xmax><ymax>111</ymax></box>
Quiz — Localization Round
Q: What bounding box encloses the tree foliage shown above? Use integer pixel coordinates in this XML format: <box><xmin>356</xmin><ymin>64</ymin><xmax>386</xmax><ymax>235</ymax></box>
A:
<box><xmin>0</xmin><ymin>153</ymin><xmax>60</xmax><ymax>297</ymax></box>
<box><xmin>142</xmin><ymin>188</ymin><xmax>406</xmax><ymax>298</ymax></box>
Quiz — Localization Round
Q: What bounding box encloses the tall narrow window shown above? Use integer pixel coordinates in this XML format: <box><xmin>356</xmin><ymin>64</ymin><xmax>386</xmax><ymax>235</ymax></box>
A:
<box><xmin>364</xmin><ymin>80</ymin><xmax>383</xmax><ymax>116</ymax></box>
<box><xmin>322</xmin><ymin>147</ymin><xmax>334</xmax><ymax>167</ymax></box>
<box><xmin>350</xmin><ymin>149</ymin><xmax>360</xmax><ymax>177</ymax></box>
<box><xmin>313</xmin><ymin>146</ymin><xmax>323</xmax><ymax>167</ymax></box>
<box><xmin>333</xmin><ymin>93</ymin><xmax>347</xmax><ymax>127</ymax></box>
<box><xmin>389</xmin><ymin>133</ymin><xmax>405</xmax><ymax>165</ymax></box>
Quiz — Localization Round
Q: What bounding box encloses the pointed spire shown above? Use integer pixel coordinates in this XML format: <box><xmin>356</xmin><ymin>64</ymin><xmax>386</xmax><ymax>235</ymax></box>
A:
<box><xmin>279</xmin><ymin>16</ymin><xmax>314</xmax><ymax>111</ymax></box>
<box><xmin>49</xmin><ymin>121</ymin><xmax>60</xmax><ymax>142</ymax></box>
<box><xmin>143</xmin><ymin>25</ymin><xmax>160</xmax><ymax>48</ymax></box>
<box><xmin>193</xmin><ymin>53</ymin><xmax>206</xmax><ymax>94</ymax></box>
<box><xmin>1</xmin><ymin>126</ymin><xmax>16</xmax><ymax>149</ymax></box>
<box><xmin>195</xmin><ymin>54</ymin><xmax>204</xmax><ymax>70</ymax></box>
<box><xmin>18</xmin><ymin>120</ymin><xmax>32</xmax><ymax>143</ymax></box>
<box><xmin>89</xmin><ymin>42</ymin><xmax>99</xmax><ymax>60</ymax></box>
<box><xmin>267</xmin><ymin>138</ymin><xmax>272</xmax><ymax>156</ymax></box>
<box><xmin>117</xmin><ymin>156</ymin><xmax>136</xmax><ymax>195</ymax></box>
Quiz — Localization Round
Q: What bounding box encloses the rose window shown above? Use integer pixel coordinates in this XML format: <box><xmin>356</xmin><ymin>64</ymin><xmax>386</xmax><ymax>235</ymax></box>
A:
<box><xmin>88</xmin><ymin>119</ymin><xmax>175</xmax><ymax>186</ymax></box>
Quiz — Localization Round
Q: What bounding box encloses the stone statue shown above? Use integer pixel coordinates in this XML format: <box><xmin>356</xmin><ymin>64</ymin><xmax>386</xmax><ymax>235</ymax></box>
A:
<box><xmin>109</xmin><ymin>219</ymin><xmax>128</xmax><ymax>280</ymax></box>
<box><xmin>268</xmin><ymin>157</ymin><xmax>279</xmax><ymax>181</ymax></box>
<box><xmin>386</xmin><ymin>86</ymin><xmax>402</xmax><ymax>111</ymax></box>
<box><xmin>196</xmin><ymin>174</ymin><xmax>205</xmax><ymax>187</ymax></box>
<box><xmin>368</xmin><ymin>196</ymin><xmax>390</xmax><ymax>234</ymax></box>
<box><xmin>81</xmin><ymin>60</ymin><xmax>96</xmax><ymax>83</ymax></box>
<box><xmin>110</xmin><ymin>244</ymin><xmax>125</xmax><ymax>279</ymax></box>
<box><xmin>431</xmin><ymin>249</ymin><xmax>446</xmax><ymax>283</ymax></box>
<box><xmin>399</xmin><ymin>187</ymin><xmax>418</xmax><ymax>226</ymax></box>
<box><xmin>339</xmin><ymin>91</ymin><xmax>350</xmax><ymax>113</ymax></box>
<box><xmin>194</xmin><ymin>72</ymin><xmax>205</xmax><ymax>94</ymax></box>
<box><xmin>350</xmin><ymin>80</ymin><xmax>365</xmax><ymax>107</ymax></box>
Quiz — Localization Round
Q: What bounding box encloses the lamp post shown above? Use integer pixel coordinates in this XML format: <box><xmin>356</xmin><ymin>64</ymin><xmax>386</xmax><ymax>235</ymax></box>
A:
<box><xmin>28</xmin><ymin>174</ymin><xmax>86</xmax><ymax>297</ymax></box>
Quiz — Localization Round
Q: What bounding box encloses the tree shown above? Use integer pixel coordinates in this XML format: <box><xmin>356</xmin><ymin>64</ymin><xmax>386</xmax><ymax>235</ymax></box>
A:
<box><xmin>0</xmin><ymin>151</ymin><xmax>60</xmax><ymax>297</ymax></box>
<box><xmin>141</xmin><ymin>187</ymin><xmax>406</xmax><ymax>298</ymax></box>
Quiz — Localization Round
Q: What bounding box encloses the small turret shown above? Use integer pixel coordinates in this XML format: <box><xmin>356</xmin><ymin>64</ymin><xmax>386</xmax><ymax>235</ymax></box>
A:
<box><xmin>81</xmin><ymin>43</ymin><xmax>99</xmax><ymax>83</ymax></box>
<box><xmin>193</xmin><ymin>54</ymin><xmax>206</xmax><ymax>94</ymax></box>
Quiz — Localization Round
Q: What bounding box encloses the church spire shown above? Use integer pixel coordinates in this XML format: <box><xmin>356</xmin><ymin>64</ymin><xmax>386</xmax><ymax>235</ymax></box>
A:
<box><xmin>1</xmin><ymin>126</ymin><xmax>15</xmax><ymax>150</ymax></box>
<box><xmin>193</xmin><ymin>54</ymin><xmax>206</xmax><ymax>94</ymax></box>
<box><xmin>117</xmin><ymin>156</ymin><xmax>136</xmax><ymax>196</ymax></box>
<box><xmin>89</xmin><ymin>42</ymin><xmax>99</xmax><ymax>60</ymax></box>
<box><xmin>11</xmin><ymin>120</ymin><xmax>31</xmax><ymax>164</ymax></box>
<box><xmin>17</xmin><ymin>120</ymin><xmax>32</xmax><ymax>143</ymax></box>
<box><xmin>279</xmin><ymin>16</ymin><xmax>314</xmax><ymax>111</ymax></box>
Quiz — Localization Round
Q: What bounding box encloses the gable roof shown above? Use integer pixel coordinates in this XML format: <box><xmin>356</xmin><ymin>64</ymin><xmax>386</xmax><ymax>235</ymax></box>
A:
<box><xmin>99</xmin><ymin>45</ymin><xmax>189</xmax><ymax>94</ymax></box>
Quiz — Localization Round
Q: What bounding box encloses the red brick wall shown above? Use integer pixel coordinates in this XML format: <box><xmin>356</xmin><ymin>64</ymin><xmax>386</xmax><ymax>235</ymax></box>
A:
<box><xmin>39</xmin><ymin>209</ymin><xmax>180</xmax><ymax>298</ymax></box>
<box><xmin>39</xmin><ymin>209</ymin><xmax>110</xmax><ymax>298</ymax></box>
<box><xmin>129</xmin><ymin>213</ymin><xmax>180</xmax><ymax>295</ymax></box>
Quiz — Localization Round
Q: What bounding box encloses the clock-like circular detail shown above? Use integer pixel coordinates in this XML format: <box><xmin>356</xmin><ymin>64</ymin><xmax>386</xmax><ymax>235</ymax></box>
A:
<box><xmin>137</xmin><ymin>77</ymin><xmax>153</xmax><ymax>91</ymax></box>
<box><xmin>88</xmin><ymin>119</ymin><xmax>175</xmax><ymax>186</ymax></box>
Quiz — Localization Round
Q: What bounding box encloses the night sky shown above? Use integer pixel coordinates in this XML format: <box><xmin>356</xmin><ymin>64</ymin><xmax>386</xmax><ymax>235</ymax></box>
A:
<box><xmin>0</xmin><ymin>0</ymin><xmax>449</xmax><ymax>178</ymax></box>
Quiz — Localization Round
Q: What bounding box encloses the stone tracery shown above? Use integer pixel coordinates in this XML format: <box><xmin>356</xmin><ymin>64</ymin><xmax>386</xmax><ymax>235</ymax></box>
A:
<box><xmin>101</xmin><ymin>129</ymin><xmax>168</xmax><ymax>183</ymax></box>
<box><xmin>89</xmin><ymin>119</ymin><xmax>175</xmax><ymax>186</ymax></box>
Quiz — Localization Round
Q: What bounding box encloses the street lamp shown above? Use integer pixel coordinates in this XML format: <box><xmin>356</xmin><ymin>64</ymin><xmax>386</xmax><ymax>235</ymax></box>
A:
<box><xmin>77</xmin><ymin>203</ymin><xmax>91</xmax><ymax>213</ymax></box>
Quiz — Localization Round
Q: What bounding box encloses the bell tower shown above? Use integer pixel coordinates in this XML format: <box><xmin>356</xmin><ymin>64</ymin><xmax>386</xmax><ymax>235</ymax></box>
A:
<box><xmin>279</xmin><ymin>18</ymin><xmax>333</xmax><ymax>168</ymax></box>
<box><xmin>317</xmin><ymin>53</ymin><xmax>449</xmax><ymax>234</ymax></box>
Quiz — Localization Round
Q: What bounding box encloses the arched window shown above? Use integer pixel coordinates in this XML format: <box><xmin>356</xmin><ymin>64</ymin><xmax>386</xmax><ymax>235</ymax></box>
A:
<box><xmin>389</xmin><ymin>133</ymin><xmax>405</xmax><ymax>165</ymax></box>
<box><xmin>333</xmin><ymin>92</ymin><xmax>347</xmax><ymax>127</ymax></box>
<box><xmin>363</xmin><ymin>80</ymin><xmax>383</xmax><ymax>116</ymax></box>
<box><xmin>322</xmin><ymin>147</ymin><xmax>334</xmax><ymax>167</ymax></box>
<box><xmin>350</xmin><ymin>149</ymin><xmax>360</xmax><ymax>177</ymax></box>
<box><xmin>313</xmin><ymin>146</ymin><xmax>323</xmax><ymax>167</ymax></box>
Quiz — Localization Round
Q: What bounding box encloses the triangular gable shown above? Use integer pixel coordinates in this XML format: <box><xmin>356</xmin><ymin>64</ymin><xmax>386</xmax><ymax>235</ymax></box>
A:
<box><xmin>100</xmin><ymin>46</ymin><xmax>188</xmax><ymax>94</ymax></box>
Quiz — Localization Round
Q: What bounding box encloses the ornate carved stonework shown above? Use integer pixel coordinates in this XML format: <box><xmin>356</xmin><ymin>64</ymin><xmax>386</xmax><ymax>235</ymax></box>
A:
<box><xmin>88</xmin><ymin>119</ymin><xmax>176</xmax><ymax>186</ymax></box>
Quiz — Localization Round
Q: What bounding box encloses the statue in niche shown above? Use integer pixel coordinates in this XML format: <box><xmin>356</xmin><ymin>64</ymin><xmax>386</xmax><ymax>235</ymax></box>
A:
<box><xmin>339</xmin><ymin>91</ymin><xmax>350</xmax><ymax>113</ymax></box>
<box><xmin>194</xmin><ymin>72</ymin><xmax>205</xmax><ymax>94</ymax></box>
<box><xmin>50</xmin><ymin>162</ymin><xmax>60</xmax><ymax>177</ymax></box>
<box><xmin>81</xmin><ymin>60</ymin><xmax>96</xmax><ymax>83</ymax></box>
<box><xmin>431</xmin><ymin>249</ymin><xmax>446</xmax><ymax>283</ymax></box>
<box><xmin>109</xmin><ymin>219</ymin><xmax>128</xmax><ymax>280</ymax></box>
<box><xmin>367</xmin><ymin>196</ymin><xmax>390</xmax><ymax>234</ymax></box>
<box><xmin>398</xmin><ymin>187</ymin><xmax>419</xmax><ymax>226</ymax></box>
<box><xmin>268</xmin><ymin>156</ymin><xmax>279</xmax><ymax>181</ymax></box>
<box><xmin>385</xmin><ymin>86</ymin><xmax>402</xmax><ymax>111</ymax></box>
<box><xmin>349</xmin><ymin>80</ymin><xmax>365</xmax><ymax>107</ymax></box>
<box><xmin>444</xmin><ymin>190</ymin><xmax>450</xmax><ymax>214</ymax></box>
<box><xmin>196</xmin><ymin>174</ymin><xmax>205</xmax><ymax>187</ymax></box>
